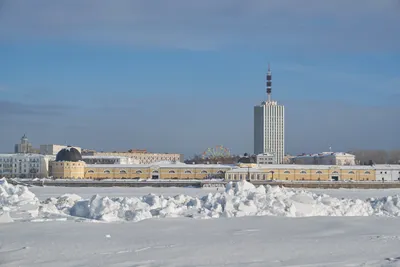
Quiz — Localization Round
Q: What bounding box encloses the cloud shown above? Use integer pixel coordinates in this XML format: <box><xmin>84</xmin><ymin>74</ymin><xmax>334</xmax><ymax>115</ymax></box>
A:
<box><xmin>0</xmin><ymin>0</ymin><xmax>399</xmax><ymax>51</ymax></box>
<box><xmin>0</xmin><ymin>100</ymin><xmax>73</xmax><ymax>116</ymax></box>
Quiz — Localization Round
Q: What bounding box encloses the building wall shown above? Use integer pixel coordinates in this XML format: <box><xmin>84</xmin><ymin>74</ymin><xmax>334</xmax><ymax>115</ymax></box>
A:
<box><xmin>375</xmin><ymin>166</ymin><xmax>400</xmax><ymax>181</ymax></box>
<box><xmin>51</xmin><ymin>161</ymin><xmax>85</xmax><ymax>179</ymax></box>
<box><xmin>291</xmin><ymin>153</ymin><xmax>356</xmax><ymax>166</ymax></box>
<box><xmin>0</xmin><ymin>154</ymin><xmax>52</xmax><ymax>178</ymax></box>
<box><xmin>225</xmin><ymin>166</ymin><xmax>376</xmax><ymax>181</ymax></box>
<box><xmin>254</xmin><ymin>102</ymin><xmax>285</xmax><ymax>164</ymax></box>
<box><xmin>256</xmin><ymin>153</ymin><xmax>276</xmax><ymax>164</ymax></box>
<box><xmin>83</xmin><ymin>166</ymin><xmax>229</xmax><ymax>180</ymax></box>
<box><xmin>88</xmin><ymin>152</ymin><xmax>183</xmax><ymax>164</ymax></box>
<box><xmin>82</xmin><ymin>156</ymin><xmax>134</xmax><ymax>165</ymax></box>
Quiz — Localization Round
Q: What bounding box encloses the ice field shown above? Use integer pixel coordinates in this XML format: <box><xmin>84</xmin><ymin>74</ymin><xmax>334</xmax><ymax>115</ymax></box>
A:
<box><xmin>2</xmin><ymin>179</ymin><xmax>400</xmax><ymax>266</ymax></box>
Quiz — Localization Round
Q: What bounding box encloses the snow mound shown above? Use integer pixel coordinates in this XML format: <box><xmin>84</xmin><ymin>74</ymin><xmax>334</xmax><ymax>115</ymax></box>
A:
<box><xmin>5</xmin><ymin>178</ymin><xmax>400</xmax><ymax>223</ymax></box>
<box><xmin>0</xmin><ymin>178</ymin><xmax>40</xmax><ymax>222</ymax></box>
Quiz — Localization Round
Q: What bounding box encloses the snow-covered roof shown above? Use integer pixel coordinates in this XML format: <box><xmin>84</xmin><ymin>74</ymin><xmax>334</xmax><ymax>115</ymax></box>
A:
<box><xmin>294</xmin><ymin>152</ymin><xmax>355</xmax><ymax>158</ymax></box>
<box><xmin>82</xmin><ymin>155</ymin><xmax>131</xmax><ymax>159</ymax></box>
<box><xmin>86</xmin><ymin>162</ymin><xmax>233</xmax><ymax>169</ymax></box>
<box><xmin>373</xmin><ymin>164</ymin><xmax>400</xmax><ymax>170</ymax></box>
<box><xmin>226</xmin><ymin>164</ymin><xmax>375</xmax><ymax>173</ymax></box>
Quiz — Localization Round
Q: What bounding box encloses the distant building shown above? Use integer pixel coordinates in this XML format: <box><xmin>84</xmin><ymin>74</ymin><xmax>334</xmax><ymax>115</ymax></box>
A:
<box><xmin>374</xmin><ymin>165</ymin><xmax>400</xmax><ymax>182</ymax></box>
<box><xmin>291</xmin><ymin>152</ymin><xmax>356</xmax><ymax>166</ymax></box>
<box><xmin>83</xmin><ymin>151</ymin><xmax>184</xmax><ymax>164</ymax></box>
<box><xmin>254</xmin><ymin>65</ymin><xmax>285</xmax><ymax>164</ymax></box>
<box><xmin>82</xmin><ymin>155</ymin><xmax>137</xmax><ymax>165</ymax></box>
<box><xmin>14</xmin><ymin>134</ymin><xmax>34</xmax><ymax>154</ymax></box>
<box><xmin>40</xmin><ymin>144</ymin><xmax>82</xmax><ymax>155</ymax></box>
<box><xmin>256</xmin><ymin>152</ymin><xmax>276</xmax><ymax>165</ymax></box>
<box><xmin>0</xmin><ymin>153</ymin><xmax>55</xmax><ymax>178</ymax></box>
<box><xmin>52</xmin><ymin>147</ymin><xmax>230</xmax><ymax>179</ymax></box>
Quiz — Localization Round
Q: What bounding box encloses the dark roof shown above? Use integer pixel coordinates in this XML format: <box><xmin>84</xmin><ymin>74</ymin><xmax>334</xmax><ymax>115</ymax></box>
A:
<box><xmin>56</xmin><ymin>146</ymin><xmax>82</xmax><ymax>162</ymax></box>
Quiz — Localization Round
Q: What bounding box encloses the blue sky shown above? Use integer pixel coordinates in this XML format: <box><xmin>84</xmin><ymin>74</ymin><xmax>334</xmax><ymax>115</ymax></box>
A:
<box><xmin>1</xmin><ymin>0</ymin><xmax>400</xmax><ymax>157</ymax></box>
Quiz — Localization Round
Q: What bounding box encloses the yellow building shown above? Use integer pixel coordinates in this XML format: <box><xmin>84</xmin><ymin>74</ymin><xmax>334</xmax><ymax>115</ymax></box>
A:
<box><xmin>51</xmin><ymin>147</ymin><xmax>378</xmax><ymax>182</ymax></box>
<box><xmin>225</xmin><ymin>164</ymin><xmax>376</xmax><ymax>182</ymax></box>
<box><xmin>51</xmin><ymin>146</ymin><xmax>231</xmax><ymax>179</ymax></box>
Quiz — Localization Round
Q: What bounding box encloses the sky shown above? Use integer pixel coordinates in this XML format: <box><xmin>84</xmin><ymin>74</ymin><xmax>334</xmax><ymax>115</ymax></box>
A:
<box><xmin>1</xmin><ymin>0</ymin><xmax>400</xmax><ymax>157</ymax></box>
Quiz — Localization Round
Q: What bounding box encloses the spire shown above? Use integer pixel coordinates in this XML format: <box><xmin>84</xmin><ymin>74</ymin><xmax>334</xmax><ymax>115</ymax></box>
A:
<box><xmin>266</xmin><ymin>63</ymin><xmax>272</xmax><ymax>102</ymax></box>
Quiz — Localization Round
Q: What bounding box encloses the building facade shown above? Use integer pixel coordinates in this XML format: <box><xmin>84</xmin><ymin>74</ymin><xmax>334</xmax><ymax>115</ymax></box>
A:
<box><xmin>256</xmin><ymin>153</ymin><xmax>276</xmax><ymax>165</ymax></box>
<box><xmin>225</xmin><ymin>164</ymin><xmax>377</xmax><ymax>182</ymax></box>
<box><xmin>0</xmin><ymin>154</ymin><xmax>54</xmax><ymax>178</ymax></box>
<box><xmin>14</xmin><ymin>134</ymin><xmax>34</xmax><ymax>154</ymax></box>
<box><xmin>81</xmin><ymin>155</ymin><xmax>135</xmax><ymax>165</ymax></box>
<box><xmin>40</xmin><ymin>144</ymin><xmax>82</xmax><ymax>155</ymax></box>
<box><xmin>374</xmin><ymin>165</ymin><xmax>400</xmax><ymax>181</ymax></box>
<box><xmin>291</xmin><ymin>152</ymin><xmax>356</xmax><ymax>165</ymax></box>
<box><xmin>83</xmin><ymin>151</ymin><xmax>183</xmax><ymax>164</ymax></box>
<box><xmin>254</xmin><ymin>66</ymin><xmax>285</xmax><ymax>164</ymax></box>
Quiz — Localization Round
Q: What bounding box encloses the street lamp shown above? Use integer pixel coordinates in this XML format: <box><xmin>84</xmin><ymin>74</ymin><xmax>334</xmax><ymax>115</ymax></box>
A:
<box><xmin>247</xmin><ymin>166</ymin><xmax>250</xmax><ymax>181</ymax></box>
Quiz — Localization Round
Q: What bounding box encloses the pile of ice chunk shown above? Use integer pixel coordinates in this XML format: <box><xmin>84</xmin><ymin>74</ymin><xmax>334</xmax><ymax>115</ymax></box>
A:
<box><xmin>5</xmin><ymin>178</ymin><xmax>400</xmax><ymax>223</ymax></box>
<box><xmin>0</xmin><ymin>178</ymin><xmax>40</xmax><ymax>223</ymax></box>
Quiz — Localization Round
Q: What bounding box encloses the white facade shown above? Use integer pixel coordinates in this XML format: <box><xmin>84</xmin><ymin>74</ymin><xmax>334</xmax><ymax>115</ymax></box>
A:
<box><xmin>254</xmin><ymin>101</ymin><xmax>285</xmax><ymax>164</ymax></box>
<box><xmin>291</xmin><ymin>152</ymin><xmax>356</xmax><ymax>166</ymax></box>
<box><xmin>82</xmin><ymin>156</ymin><xmax>137</xmax><ymax>165</ymax></box>
<box><xmin>0</xmin><ymin>154</ymin><xmax>55</xmax><ymax>178</ymax></box>
<box><xmin>40</xmin><ymin>144</ymin><xmax>82</xmax><ymax>155</ymax></box>
<box><xmin>85</xmin><ymin>152</ymin><xmax>184</xmax><ymax>164</ymax></box>
<box><xmin>256</xmin><ymin>153</ymin><xmax>276</xmax><ymax>165</ymax></box>
<box><xmin>374</xmin><ymin>165</ymin><xmax>400</xmax><ymax>181</ymax></box>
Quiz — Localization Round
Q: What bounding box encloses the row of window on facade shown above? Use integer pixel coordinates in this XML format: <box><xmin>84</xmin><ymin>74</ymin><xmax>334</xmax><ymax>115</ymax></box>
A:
<box><xmin>0</xmin><ymin>158</ymin><xmax>40</xmax><ymax>162</ymax></box>
<box><xmin>241</xmin><ymin>170</ymin><xmax>371</xmax><ymax>175</ymax></box>
<box><xmin>86</xmin><ymin>170</ymin><xmax>225</xmax><ymax>174</ymax></box>
<box><xmin>227</xmin><ymin>174</ymin><xmax>374</xmax><ymax>181</ymax></box>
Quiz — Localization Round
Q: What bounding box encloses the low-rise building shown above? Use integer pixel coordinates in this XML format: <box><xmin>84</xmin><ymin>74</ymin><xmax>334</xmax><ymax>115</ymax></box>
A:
<box><xmin>374</xmin><ymin>165</ymin><xmax>400</xmax><ymax>181</ymax></box>
<box><xmin>291</xmin><ymin>152</ymin><xmax>356</xmax><ymax>166</ymax></box>
<box><xmin>83</xmin><ymin>151</ymin><xmax>184</xmax><ymax>164</ymax></box>
<box><xmin>52</xmin><ymin>147</ymin><xmax>231</xmax><ymax>179</ymax></box>
<box><xmin>81</xmin><ymin>155</ymin><xmax>136</xmax><ymax>165</ymax></box>
<box><xmin>0</xmin><ymin>153</ymin><xmax>55</xmax><ymax>178</ymax></box>
<box><xmin>256</xmin><ymin>152</ymin><xmax>276</xmax><ymax>165</ymax></box>
<box><xmin>225</xmin><ymin>164</ymin><xmax>376</xmax><ymax>182</ymax></box>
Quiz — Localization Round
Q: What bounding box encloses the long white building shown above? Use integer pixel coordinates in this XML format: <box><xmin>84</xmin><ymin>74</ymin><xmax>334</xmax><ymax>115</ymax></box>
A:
<box><xmin>254</xmin><ymin>65</ymin><xmax>285</xmax><ymax>164</ymax></box>
<box><xmin>0</xmin><ymin>154</ymin><xmax>55</xmax><ymax>178</ymax></box>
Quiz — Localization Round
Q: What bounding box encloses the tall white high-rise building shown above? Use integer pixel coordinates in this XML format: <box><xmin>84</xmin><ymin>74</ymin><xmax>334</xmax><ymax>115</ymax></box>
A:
<box><xmin>254</xmin><ymin>65</ymin><xmax>285</xmax><ymax>164</ymax></box>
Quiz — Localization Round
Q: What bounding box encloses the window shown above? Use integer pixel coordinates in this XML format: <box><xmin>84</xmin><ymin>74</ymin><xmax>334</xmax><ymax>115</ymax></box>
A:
<box><xmin>348</xmin><ymin>171</ymin><xmax>355</xmax><ymax>174</ymax></box>
<box><xmin>152</xmin><ymin>170</ymin><xmax>158</xmax><ymax>174</ymax></box>
<box><xmin>365</xmin><ymin>171</ymin><xmax>371</xmax><ymax>174</ymax></box>
<box><xmin>316</xmin><ymin>171</ymin><xmax>322</xmax><ymax>174</ymax></box>
<box><xmin>104</xmin><ymin>170</ymin><xmax>111</xmax><ymax>174</ymax></box>
<box><xmin>136</xmin><ymin>170</ymin><xmax>143</xmax><ymax>174</ymax></box>
<box><xmin>184</xmin><ymin>170</ymin><xmax>192</xmax><ymax>174</ymax></box>
<box><xmin>169</xmin><ymin>170</ymin><xmax>176</xmax><ymax>174</ymax></box>
<box><xmin>332</xmin><ymin>171</ymin><xmax>339</xmax><ymax>174</ymax></box>
<box><xmin>120</xmin><ymin>170</ymin><xmax>127</xmax><ymax>174</ymax></box>
<box><xmin>201</xmin><ymin>170</ymin><xmax>208</xmax><ymax>174</ymax></box>
<box><xmin>217</xmin><ymin>170</ymin><xmax>224</xmax><ymax>174</ymax></box>
<box><xmin>284</xmin><ymin>171</ymin><xmax>290</xmax><ymax>174</ymax></box>
<box><xmin>228</xmin><ymin>174</ymin><xmax>231</xmax><ymax>180</ymax></box>
<box><xmin>300</xmin><ymin>171</ymin><xmax>306</xmax><ymax>174</ymax></box>
<box><xmin>87</xmin><ymin>170</ymin><xmax>94</xmax><ymax>174</ymax></box>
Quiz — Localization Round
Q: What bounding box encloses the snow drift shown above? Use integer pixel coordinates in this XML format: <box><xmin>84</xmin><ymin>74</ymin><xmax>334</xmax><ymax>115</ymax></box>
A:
<box><xmin>3</xmin><ymin>178</ymin><xmax>400</xmax><ymax>222</ymax></box>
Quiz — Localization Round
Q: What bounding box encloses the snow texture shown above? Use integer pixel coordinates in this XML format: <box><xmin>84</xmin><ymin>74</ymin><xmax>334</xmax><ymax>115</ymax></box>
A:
<box><xmin>4</xmin><ymin>178</ymin><xmax>400</xmax><ymax>223</ymax></box>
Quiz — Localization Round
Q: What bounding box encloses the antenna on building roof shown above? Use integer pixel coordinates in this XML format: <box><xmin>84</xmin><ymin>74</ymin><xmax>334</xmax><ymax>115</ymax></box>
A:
<box><xmin>266</xmin><ymin>63</ymin><xmax>272</xmax><ymax>102</ymax></box>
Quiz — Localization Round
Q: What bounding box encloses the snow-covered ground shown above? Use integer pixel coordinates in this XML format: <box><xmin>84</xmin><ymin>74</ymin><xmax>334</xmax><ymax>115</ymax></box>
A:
<box><xmin>3</xmin><ymin>179</ymin><xmax>400</xmax><ymax>266</ymax></box>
